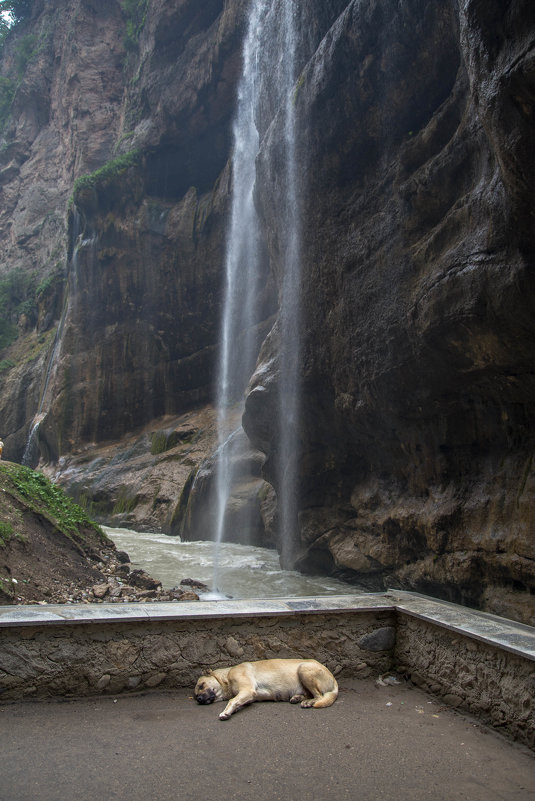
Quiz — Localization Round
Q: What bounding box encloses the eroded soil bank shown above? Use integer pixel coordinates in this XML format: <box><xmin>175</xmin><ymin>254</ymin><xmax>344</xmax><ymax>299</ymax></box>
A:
<box><xmin>0</xmin><ymin>461</ymin><xmax>198</xmax><ymax>604</ymax></box>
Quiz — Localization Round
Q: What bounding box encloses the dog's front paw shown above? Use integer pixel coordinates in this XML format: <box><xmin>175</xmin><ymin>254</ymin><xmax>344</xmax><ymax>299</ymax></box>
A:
<box><xmin>219</xmin><ymin>712</ymin><xmax>231</xmax><ymax>720</ymax></box>
<box><xmin>300</xmin><ymin>699</ymin><xmax>315</xmax><ymax>708</ymax></box>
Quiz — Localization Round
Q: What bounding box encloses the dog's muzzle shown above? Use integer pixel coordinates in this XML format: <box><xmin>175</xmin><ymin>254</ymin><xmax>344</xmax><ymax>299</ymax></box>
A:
<box><xmin>195</xmin><ymin>688</ymin><xmax>217</xmax><ymax>705</ymax></box>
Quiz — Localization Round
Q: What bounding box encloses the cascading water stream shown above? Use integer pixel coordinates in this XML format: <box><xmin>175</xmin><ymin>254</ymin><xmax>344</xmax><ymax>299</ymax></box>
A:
<box><xmin>22</xmin><ymin>209</ymin><xmax>95</xmax><ymax>466</ymax></box>
<box><xmin>213</xmin><ymin>0</ymin><xmax>302</xmax><ymax>588</ymax></box>
<box><xmin>212</xmin><ymin>0</ymin><xmax>270</xmax><ymax>593</ymax></box>
<box><xmin>274</xmin><ymin>0</ymin><xmax>302</xmax><ymax>569</ymax></box>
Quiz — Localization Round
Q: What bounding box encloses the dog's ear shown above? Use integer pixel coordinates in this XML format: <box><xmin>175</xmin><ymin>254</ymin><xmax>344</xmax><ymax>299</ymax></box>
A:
<box><xmin>207</xmin><ymin>669</ymin><xmax>223</xmax><ymax>684</ymax></box>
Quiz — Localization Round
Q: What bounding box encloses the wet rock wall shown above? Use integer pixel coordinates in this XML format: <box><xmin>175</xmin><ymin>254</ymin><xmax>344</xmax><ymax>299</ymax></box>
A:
<box><xmin>244</xmin><ymin>0</ymin><xmax>535</xmax><ymax>623</ymax></box>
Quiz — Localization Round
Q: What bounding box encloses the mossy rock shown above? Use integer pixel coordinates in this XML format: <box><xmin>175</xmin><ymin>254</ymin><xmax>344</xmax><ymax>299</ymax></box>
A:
<box><xmin>72</xmin><ymin>150</ymin><xmax>145</xmax><ymax>215</ymax></box>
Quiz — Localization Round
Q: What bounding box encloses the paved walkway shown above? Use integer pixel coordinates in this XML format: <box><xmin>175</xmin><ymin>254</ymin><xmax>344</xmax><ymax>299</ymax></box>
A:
<box><xmin>1</xmin><ymin>678</ymin><xmax>533</xmax><ymax>801</ymax></box>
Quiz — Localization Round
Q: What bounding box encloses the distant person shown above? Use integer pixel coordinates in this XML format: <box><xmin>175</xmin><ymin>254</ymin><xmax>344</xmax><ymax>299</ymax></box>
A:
<box><xmin>0</xmin><ymin>439</ymin><xmax>3</xmax><ymax>459</ymax></box>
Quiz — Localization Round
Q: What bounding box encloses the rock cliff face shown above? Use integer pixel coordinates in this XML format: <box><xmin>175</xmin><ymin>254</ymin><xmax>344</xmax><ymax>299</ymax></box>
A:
<box><xmin>0</xmin><ymin>0</ymin><xmax>534</xmax><ymax>622</ymax></box>
<box><xmin>1</xmin><ymin>0</ymin><xmax>259</xmax><ymax>459</ymax></box>
<box><xmin>0</xmin><ymin>0</ymin><xmax>127</xmax><ymax>456</ymax></box>
<box><xmin>245</xmin><ymin>0</ymin><xmax>535</xmax><ymax>623</ymax></box>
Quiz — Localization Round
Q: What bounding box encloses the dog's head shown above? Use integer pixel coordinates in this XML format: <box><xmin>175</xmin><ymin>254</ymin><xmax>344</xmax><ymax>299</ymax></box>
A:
<box><xmin>194</xmin><ymin>673</ymin><xmax>223</xmax><ymax>705</ymax></box>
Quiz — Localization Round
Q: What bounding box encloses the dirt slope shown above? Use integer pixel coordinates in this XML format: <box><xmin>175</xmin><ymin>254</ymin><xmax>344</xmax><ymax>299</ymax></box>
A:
<box><xmin>0</xmin><ymin>461</ymin><xmax>197</xmax><ymax>605</ymax></box>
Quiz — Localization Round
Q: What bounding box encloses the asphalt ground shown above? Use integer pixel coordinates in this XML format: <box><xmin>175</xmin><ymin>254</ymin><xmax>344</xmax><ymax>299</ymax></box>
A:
<box><xmin>1</xmin><ymin>678</ymin><xmax>533</xmax><ymax>801</ymax></box>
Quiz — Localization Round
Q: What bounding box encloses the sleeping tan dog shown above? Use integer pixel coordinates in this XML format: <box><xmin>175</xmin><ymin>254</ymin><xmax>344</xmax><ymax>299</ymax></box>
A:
<box><xmin>194</xmin><ymin>658</ymin><xmax>338</xmax><ymax>720</ymax></box>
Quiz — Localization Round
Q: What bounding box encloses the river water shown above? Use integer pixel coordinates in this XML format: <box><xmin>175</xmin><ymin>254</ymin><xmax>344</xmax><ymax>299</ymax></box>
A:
<box><xmin>104</xmin><ymin>527</ymin><xmax>358</xmax><ymax>600</ymax></box>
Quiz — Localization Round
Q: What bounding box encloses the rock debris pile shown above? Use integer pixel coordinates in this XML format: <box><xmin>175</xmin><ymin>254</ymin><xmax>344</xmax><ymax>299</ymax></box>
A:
<box><xmin>18</xmin><ymin>547</ymin><xmax>203</xmax><ymax>606</ymax></box>
<box><xmin>86</xmin><ymin>550</ymin><xmax>202</xmax><ymax>604</ymax></box>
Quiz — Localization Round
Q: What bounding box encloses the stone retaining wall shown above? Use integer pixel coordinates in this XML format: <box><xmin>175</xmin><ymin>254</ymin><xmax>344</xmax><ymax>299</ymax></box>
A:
<box><xmin>1</xmin><ymin>592</ymin><xmax>534</xmax><ymax>750</ymax></box>
<box><xmin>0</xmin><ymin>609</ymin><xmax>396</xmax><ymax>700</ymax></box>
<box><xmin>395</xmin><ymin>615</ymin><xmax>535</xmax><ymax>749</ymax></box>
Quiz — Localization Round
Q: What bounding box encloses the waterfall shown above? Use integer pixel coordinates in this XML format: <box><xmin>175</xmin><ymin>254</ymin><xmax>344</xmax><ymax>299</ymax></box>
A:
<box><xmin>212</xmin><ymin>0</ymin><xmax>270</xmax><ymax>592</ymax></box>
<box><xmin>274</xmin><ymin>0</ymin><xmax>302</xmax><ymax>568</ymax></box>
<box><xmin>213</xmin><ymin>0</ymin><xmax>302</xmax><ymax>586</ymax></box>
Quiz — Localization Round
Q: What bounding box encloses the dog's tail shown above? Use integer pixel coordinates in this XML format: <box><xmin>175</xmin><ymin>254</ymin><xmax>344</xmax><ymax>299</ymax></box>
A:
<box><xmin>312</xmin><ymin>683</ymin><xmax>338</xmax><ymax>708</ymax></box>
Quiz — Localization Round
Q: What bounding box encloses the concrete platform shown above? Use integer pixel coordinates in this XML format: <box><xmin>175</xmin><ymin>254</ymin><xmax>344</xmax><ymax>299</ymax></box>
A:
<box><xmin>1</xmin><ymin>678</ymin><xmax>533</xmax><ymax>801</ymax></box>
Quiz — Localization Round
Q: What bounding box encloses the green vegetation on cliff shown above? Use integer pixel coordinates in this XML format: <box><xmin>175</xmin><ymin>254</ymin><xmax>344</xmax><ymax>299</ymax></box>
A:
<box><xmin>0</xmin><ymin>462</ymin><xmax>108</xmax><ymax>545</ymax></box>
<box><xmin>0</xmin><ymin>75</ymin><xmax>14</xmax><ymax>128</ymax></box>
<box><xmin>72</xmin><ymin>149</ymin><xmax>142</xmax><ymax>203</ymax></box>
<box><xmin>0</xmin><ymin>461</ymin><xmax>118</xmax><ymax>605</ymax></box>
<box><xmin>0</xmin><ymin>1</ymin><xmax>34</xmax><ymax>54</ymax></box>
<box><xmin>120</xmin><ymin>0</ymin><xmax>149</xmax><ymax>52</ymax></box>
<box><xmin>0</xmin><ymin>269</ymin><xmax>37</xmax><ymax>351</ymax></box>
<box><xmin>0</xmin><ymin>264</ymin><xmax>59</xmax><ymax>358</ymax></box>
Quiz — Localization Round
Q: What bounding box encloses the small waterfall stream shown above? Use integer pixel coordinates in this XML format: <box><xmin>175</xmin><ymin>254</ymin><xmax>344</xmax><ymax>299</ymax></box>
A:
<box><xmin>274</xmin><ymin>0</ymin><xmax>302</xmax><ymax>568</ymax></box>
<box><xmin>22</xmin><ymin>209</ymin><xmax>95</xmax><ymax>466</ymax></box>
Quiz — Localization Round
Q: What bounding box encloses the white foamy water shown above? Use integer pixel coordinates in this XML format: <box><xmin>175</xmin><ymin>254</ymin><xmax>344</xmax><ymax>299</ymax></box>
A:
<box><xmin>104</xmin><ymin>527</ymin><xmax>358</xmax><ymax>600</ymax></box>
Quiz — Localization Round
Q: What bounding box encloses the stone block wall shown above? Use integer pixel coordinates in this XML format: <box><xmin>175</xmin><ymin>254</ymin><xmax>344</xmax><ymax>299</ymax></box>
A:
<box><xmin>0</xmin><ymin>610</ymin><xmax>396</xmax><ymax>701</ymax></box>
<box><xmin>1</xmin><ymin>593</ymin><xmax>534</xmax><ymax>750</ymax></box>
<box><xmin>395</xmin><ymin>616</ymin><xmax>535</xmax><ymax>749</ymax></box>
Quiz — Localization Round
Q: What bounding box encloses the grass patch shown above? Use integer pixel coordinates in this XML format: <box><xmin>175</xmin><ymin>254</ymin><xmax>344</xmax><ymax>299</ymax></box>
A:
<box><xmin>0</xmin><ymin>19</ymin><xmax>50</xmax><ymax>131</ymax></box>
<box><xmin>0</xmin><ymin>521</ymin><xmax>14</xmax><ymax>547</ymax></box>
<box><xmin>0</xmin><ymin>76</ymin><xmax>15</xmax><ymax>132</ymax></box>
<box><xmin>0</xmin><ymin>577</ymin><xmax>15</xmax><ymax>598</ymax></box>
<box><xmin>0</xmin><ymin>520</ymin><xmax>24</xmax><ymax>547</ymax></box>
<box><xmin>36</xmin><ymin>261</ymin><xmax>64</xmax><ymax>299</ymax></box>
<box><xmin>150</xmin><ymin>431</ymin><xmax>169</xmax><ymax>455</ymax></box>
<box><xmin>2</xmin><ymin>328</ymin><xmax>56</xmax><ymax>372</ymax></box>
<box><xmin>13</xmin><ymin>32</ymin><xmax>37</xmax><ymax>76</ymax></box>
<box><xmin>0</xmin><ymin>268</ymin><xmax>40</xmax><ymax>351</ymax></box>
<box><xmin>0</xmin><ymin>462</ymin><xmax>109</xmax><ymax>548</ymax></box>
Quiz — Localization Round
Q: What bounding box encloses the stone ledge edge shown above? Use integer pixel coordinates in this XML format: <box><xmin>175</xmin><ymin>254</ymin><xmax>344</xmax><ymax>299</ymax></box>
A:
<box><xmin>0</xmin><ymin>590</ymin><xmax>534</xmax><ymax>662</ymax></box>
<box><xmin>389</xmin><ymin>590</ymin><xmax>535</xmax><ymax>662</ymax></box>
<box><xmin>0</xmin><ymin>593</ymin><xmax>391</xmax><ymax>627</ymax></box>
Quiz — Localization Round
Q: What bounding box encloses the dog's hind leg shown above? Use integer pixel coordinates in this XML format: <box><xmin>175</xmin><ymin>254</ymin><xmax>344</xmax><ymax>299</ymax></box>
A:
<box><xmin>298</xmin><ymin>664</ymin><xmax>338</xmax><ymax>709</ymax></box>
<box><xmin>301</xmin><ymin>689</ymin><xmax>338</xmax><ymax>708</ymax></box>
<box><xmin>219</xmin><ymin>691</ymin><xmax>254</xmax><ymax>720</ymax></box>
